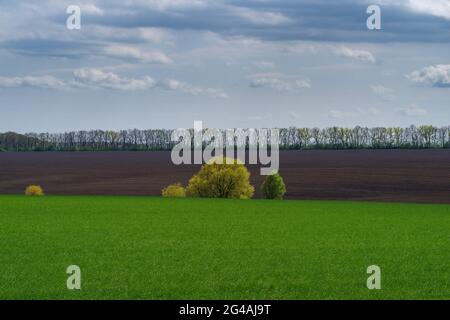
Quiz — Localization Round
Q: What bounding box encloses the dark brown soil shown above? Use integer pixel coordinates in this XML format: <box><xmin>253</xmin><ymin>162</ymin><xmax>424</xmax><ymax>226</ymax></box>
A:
<box><xmin>0</xmin><ymin>150</ymin><xmax>449</xmax><ymax>203</ymax></box>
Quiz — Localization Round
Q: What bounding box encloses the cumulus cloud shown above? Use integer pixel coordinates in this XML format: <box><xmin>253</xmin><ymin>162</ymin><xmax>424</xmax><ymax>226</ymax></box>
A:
<box><xmin>370</xmin><ymin>85</ymin><xmax>395</xmax><ymax>101</ymax></box>
<box><xmin>230</xmin><ymin>6</ymin><xmax>291</xmax><ymax>26</ymax></box>
<box><xmin>74</xmin><ymin>69</ymin><xmax>228</xmax><ymax>97</ymax></box>
<box><xmin>103</xmin><ymin>45</ymin><xmax>172</xmax><ymax>64</ymax></box>
<box><xmin>81</xmin><ymin>3</ymin><xmax>104</xmax><ymax>16</ymax></box>
<box><xmin>73</xmin><ymin>68</ymin><xmax>156</xmax><ymax>91</ymax></box>
<box><xmin>249</xmin><ymin>73</ymin><xmax>311</xmax><ymax>91</ymax></box>
<box><xmin>404</xmin><ymin>0</ymin><xmax>450</xmax><ymax>21</ymax></box>
<box><xmin>396</xmin><ymin>105</ymin><xmax>428</xmax><ymax>117</ymax></box>
<box><xmin>138</xmin><ymin>28</ymin><xmax>172</xmax><ymax>43</ymax></box>
<box><xmin>406</xmin><ymin>64</ymin><xmax>450</xmax><ymax>87</ymax></box>
<box><xmin>0</xmin><ymin>75</ymin><xmax>67</xmax><ymax>90</ymax></box>
<box><xmin>0</xmin><ymin>68</ymin><xmax>228</xmax><ymax>98</ymax></box>
<box><xmin>158</xmin><ymin>79</ymin><xmax>228</xmax><ymax>98</ymax></box>
<box><xmin>334</xmin><ymin>46</ymin><xmax>376</xmax><ymax>63</ymax></box>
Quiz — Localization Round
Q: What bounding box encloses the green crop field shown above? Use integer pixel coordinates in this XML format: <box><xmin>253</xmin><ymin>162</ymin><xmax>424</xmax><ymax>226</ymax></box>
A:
<box><xmin>0</xmin><ymin>195</ymin><xmax>449</xmax><ymax>300</ymax></box>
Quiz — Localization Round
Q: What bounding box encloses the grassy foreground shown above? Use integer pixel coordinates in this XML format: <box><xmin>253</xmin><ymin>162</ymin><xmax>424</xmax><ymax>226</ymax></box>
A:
<box><xmin>0</xmin><ymin>195</ymin><xmax>449</xmax><ymax>300</ymax></box>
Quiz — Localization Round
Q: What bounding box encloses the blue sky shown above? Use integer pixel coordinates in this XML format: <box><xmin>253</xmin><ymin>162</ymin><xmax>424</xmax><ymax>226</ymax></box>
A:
<box><xmin>0</xmin><ymin>0</ymin><xmax>449</xmax><ymax>132</ymax></box>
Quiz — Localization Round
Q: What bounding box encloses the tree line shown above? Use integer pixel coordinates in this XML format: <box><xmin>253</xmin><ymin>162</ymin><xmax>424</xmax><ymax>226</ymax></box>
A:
<box><xmin>0</xmin><ymin>125</ymin><xmax>449</xmax><ymax>152</ymax></box>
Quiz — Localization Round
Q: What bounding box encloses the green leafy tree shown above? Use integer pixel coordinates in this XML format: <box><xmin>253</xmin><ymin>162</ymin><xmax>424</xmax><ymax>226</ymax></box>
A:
<box><xmin>186</xmin><ymin>157</ymin><xmax>254</xmax><ymax>199</ymax></box>
<box><xmin>261</xmin><ymin>172</ymin><xmax>286</xmax><ymax>200</ymax></box>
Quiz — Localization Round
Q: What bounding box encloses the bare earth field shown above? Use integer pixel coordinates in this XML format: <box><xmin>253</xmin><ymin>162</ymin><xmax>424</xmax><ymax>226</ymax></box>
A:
<box><xmin>0</xmin><ymin>150</ymin><xmax>449</xmax><ymax>203</ymax></box>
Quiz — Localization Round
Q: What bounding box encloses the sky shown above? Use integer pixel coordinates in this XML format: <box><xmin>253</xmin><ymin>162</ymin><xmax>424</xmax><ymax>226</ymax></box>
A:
<box><xmin>0</xmin><ymin>0</ymin><xmax>449</xmax><ymax>132</ymax></box>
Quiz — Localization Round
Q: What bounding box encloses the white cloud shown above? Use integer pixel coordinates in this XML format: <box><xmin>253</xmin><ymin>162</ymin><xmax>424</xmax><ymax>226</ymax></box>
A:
<box><xmin>249</xmin><ymin>73</ymin><xmax>311</xmax><ymax>91</ymax></box>
<box><xmin>396</xmin><ymin>105</ymin><xmax>428</xmax><ymax>117</ymax></box>
<box><xmin>81</xmin><ymin>3</ymin><xmax>104</xmax><ymax>16</ymax></box>
<box><xmin>230</xmin><ymin>7</ymin><xmax>291</xmax><ymax>26</ymax></box>
<box><xmin>334</xmin><ymin>46</ymin><xmax>376</xmax><ymax>63</ymax></box>
<box><xmin>73</xmin><ymin>68</ymin><xmax>156</xmax><ymax>91</ymax></box>
<box><xmin>158</xmin><ymin>79</ymin><xmax>228</xmax><ymax>98</ymax></box>
<box><xmin>0</xmin><ymin>75</ymin><xmax>67</xmax><ymax>90</ymax></box>
<box><xmin>0</xmin><ymin>68</ymin><xmax>227</xmax><ymax>98</ymax></box>
<box><xmin>86</xmin><ymin>26</ymin><xmax>172</xmax><ymax>44</ymax></box>
<box><xmin>406</xmin><ymin>64</ymin><xmax>450</xmax><ymax>87</ymax></box>
<box><xmin>405</xmin><ymin>0</ymin><xmax>450</xmax><ymax>20</ymax></box>
<box><xmin>104</xmin><ymin>45</ymin><xmax>172</xmax><ymax>64</ymax></box>
<box><xmin>378</xmin><ymin>0</ymin><xmax>450</xmax><ymax>19</ymax></box>
<box><xmin>73</xmin><ymin>68</ymin><xmax>227</xmax><ymax>97</ymax></box>
<box><xmin>138</xmin><ymin>28</ymin><xmax>172</xmax><ymax>43</ymax></box>
<box><xmin>370</xmin><ymin>85</ymin><xmax>395</xmax><ymax>101</ymax></box>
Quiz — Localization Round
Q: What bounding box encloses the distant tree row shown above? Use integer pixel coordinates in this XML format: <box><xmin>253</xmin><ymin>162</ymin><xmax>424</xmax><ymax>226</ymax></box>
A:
<box><xmin>278</xmin><ymin>125</ymin><xmax>450</xmax><ymax>149</ymax></box>
<box><xmin>1</xmin><ymin>125</ymin><xmax>449</xmax><ymax>152</ymax></box>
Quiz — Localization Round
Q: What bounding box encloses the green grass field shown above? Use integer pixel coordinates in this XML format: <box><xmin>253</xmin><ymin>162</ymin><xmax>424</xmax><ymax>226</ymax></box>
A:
<box><xmin>0</xmin><ymin>195</ymin><xmax>449</xmax><ymax>300</ymax></box>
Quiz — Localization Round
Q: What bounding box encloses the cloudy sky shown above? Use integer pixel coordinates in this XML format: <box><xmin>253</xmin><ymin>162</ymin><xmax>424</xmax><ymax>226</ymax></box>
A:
<box><xmin>0</xmin><ymin>0</ymin><xmax>449</xmax><ymax>132</ymax></box>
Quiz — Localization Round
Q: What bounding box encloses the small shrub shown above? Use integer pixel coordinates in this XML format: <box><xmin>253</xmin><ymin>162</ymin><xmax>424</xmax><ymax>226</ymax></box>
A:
<box><xmin>261</xmin><ymin>172</ymin><xmax>286</xmax><ymax>200</ymax></box>
<box><xmin>25</xmin><ymin>185</ymin><xmax>44</xmax><ymax>196</ymax></box>
<box><xmin>162</xmin><ymin>183</ymin><xmax>186</xmax><ymax>198</ymax></box>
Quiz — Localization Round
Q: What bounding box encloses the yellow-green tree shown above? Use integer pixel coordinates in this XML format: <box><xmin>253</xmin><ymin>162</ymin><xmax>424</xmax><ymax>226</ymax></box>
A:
<box><xmin>162</xmin><ymin>183</ymin><xmax>186</xmax><ymax>198</ymax></box>
<box><xmin>186</xmin><ymin>157</ymin><xmax>254</xmax><ymax>199</ymax></box>
<box><xmin>25</xmin><ymin>185</ymin><xmax>44</xmax><ymax>196</ymax></box>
